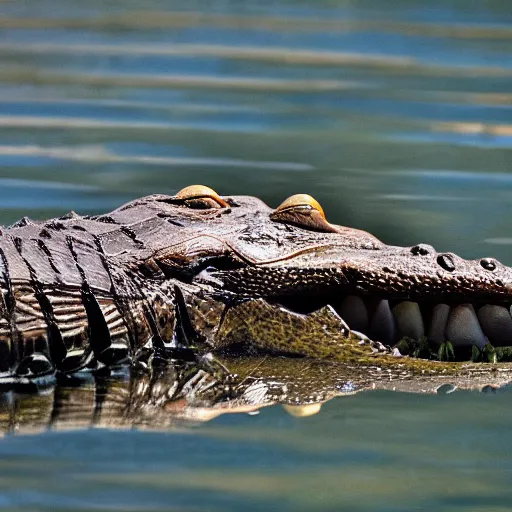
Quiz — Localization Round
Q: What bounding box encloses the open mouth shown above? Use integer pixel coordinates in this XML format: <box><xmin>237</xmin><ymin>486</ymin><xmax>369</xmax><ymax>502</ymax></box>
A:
<box><xmin>193</xmin><ymin>263</ymin><xmax>512</xmax><ymax>361</ymax></box>
<box><xmin>276</xmin><ymin>293</ymin><xmax>512</xmax><ymax>358</ymax></box>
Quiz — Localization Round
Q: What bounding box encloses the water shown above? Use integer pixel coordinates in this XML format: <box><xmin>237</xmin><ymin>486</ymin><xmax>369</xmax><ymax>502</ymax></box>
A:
<box><xmin>3</xmin><ymin>387</ymin><xmax>512</xmax><ymax>511</ymax></box>
<box><xmin>0</xmin><ymin>0</ymin><xmax>512</xmax><ymax>510</ymax></box>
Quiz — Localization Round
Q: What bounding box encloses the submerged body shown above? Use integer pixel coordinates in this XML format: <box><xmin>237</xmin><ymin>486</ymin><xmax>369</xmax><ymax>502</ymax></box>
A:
<box><xmin>0</xmin><ymin>185</ymin><xmax>512</xmax><ymax>383</ymax></box>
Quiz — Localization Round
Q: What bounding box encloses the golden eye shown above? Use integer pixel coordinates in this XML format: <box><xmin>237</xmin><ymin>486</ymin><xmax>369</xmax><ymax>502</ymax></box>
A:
<box><xmin>175</xmin><ymin>185</ymin><xmax>229</xmax><ymax>209</ymax></box>
<box><xmin>270</xmin><ymin>194</ymin><xmax>336</xmax><ymax>232</ymax></box>
<box><xmin>274</xmin><ymin>194</ymin><xmax>326</xmax><ymax>219</ymax></box>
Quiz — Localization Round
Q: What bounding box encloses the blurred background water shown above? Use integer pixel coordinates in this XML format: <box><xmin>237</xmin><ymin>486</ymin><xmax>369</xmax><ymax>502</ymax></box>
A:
<box><xmin>0</xmin><ymin>0</ymin><xmax>512</xmax><ymax>510</ymax></box>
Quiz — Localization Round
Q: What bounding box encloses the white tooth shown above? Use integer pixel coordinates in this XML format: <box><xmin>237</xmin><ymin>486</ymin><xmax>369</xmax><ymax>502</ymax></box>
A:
<box><xmin>392</xmin><ymin>301</ymin><xmax>424</xmax><ymax>339</ymax></box>
<box><xmin>282</xmin><ymin>403</ymin><xmax>323</xmax><ymax>417</ymax></box>
<box><xmin>445</xmin><ymin>304</ymin><xmax>486</xmax><ymax>348</ymax></box>
<box><xmin>369</xmin><ymin>299</ymin><xmax>397</xmax><ymax>344</ymax></box>
<box><xmin>337</xmin><ymin>295</ymin><xmax>369</xmax><ymax>333</ymax></box>
<box><xmin>428</xmin><ymin>304</ymin><xmax>450</xmax><ymax>344</ymax></box>
<box><xmin>477</xmin><ymin>305</ymin><xmax>512</xmax><ymax>346</ymax></box>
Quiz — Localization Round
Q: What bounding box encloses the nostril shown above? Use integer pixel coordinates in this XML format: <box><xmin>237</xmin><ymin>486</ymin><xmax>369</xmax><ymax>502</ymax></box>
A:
<box><xmin>480</xmin><ymin>258</ymin><xmax>497</xmax><ymax>271</ymax></box>
<box><xmin>411</xmin><ymin>244</ymin><xmax>431</xmax><ymax>256</ymax></box>
<box><xmin>437</xmin><ymin>254</ymin><xmax>455</xmax><ymax>272</ymax></box>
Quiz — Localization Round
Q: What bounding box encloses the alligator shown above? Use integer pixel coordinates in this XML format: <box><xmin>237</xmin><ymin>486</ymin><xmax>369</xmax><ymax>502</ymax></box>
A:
<box><xmin>1</xmin><ymin>184</ymin><xmax>512</xmax><ymax>385</ymax></box>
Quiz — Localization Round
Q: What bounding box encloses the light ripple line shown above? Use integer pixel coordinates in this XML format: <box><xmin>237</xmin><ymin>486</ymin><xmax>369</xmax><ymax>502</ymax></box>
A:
<box><xmin>1</xmin><ymin>13</ymin><xmax>512</xmax><ymax>40</ymax></box>
<box><xmin>484</xmin><ymin>238</ymin><xmax>512</xmax><ymax>245</ymax></box>
<box><xmin>0</xmin><ymin>67</ymin><xmax>362</xmax><ymax>92</ymax></box>
<box><xmin>1</xmin><ymin>42</ymin><xmax>512</xmax><ymax>77</ymax></box>
<box><xmin>0</xmin><ymin>178</ymin><xmax>97</xmax><ymax>191</ymax></box>
<box><xmin>0</xmin><ymin>145</ymin><xmax>313</xmax><ymax>171</ymax></box>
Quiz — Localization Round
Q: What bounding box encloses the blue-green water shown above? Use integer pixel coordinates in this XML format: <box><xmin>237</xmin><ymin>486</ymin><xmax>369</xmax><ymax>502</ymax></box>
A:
<box><xmin>3</xmin><ymin>389</ymin><xmax>512</xmax><ymax>511</ymax></box>
<box><xmin>1</xmin><ymin>0</ymin><xmax>512</xmax><ymax>510</ymax></box>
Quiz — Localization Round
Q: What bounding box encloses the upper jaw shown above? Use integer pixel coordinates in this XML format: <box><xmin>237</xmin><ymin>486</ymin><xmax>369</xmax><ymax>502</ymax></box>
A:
<box><xmin>196</xmin><ymin>263</ymin><xmax>512</xmax><ymax>355</ymax></box>
<box><xmin>253</xmin><ymin>241</ymin><xmax>512</xmax><ymax>302</ymax></box>
<box><xmin>197</xmin><ymin>244</ymin><xmax>512</xmax><ymax>352</ymax></box>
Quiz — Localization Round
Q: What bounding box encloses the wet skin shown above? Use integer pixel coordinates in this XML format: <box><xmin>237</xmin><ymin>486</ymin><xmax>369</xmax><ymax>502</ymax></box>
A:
<box><xmin>1</xmin><ymin>184</ymin><xmax>512</xmax><ymax>384</ymax></box>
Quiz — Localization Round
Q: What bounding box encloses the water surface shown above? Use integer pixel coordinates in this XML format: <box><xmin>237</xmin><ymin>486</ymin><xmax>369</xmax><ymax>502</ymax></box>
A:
<box><xmin>0</xmin><ymin>0</ymin><xmax>511</xmax><ymax>510</ymax></box>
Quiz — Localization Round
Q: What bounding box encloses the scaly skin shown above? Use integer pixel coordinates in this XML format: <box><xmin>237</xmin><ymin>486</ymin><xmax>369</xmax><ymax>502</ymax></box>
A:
<box><xmin>0</xmin><ymin>186</ymin><xmax>511</xmax><ymax>383</ymax></box>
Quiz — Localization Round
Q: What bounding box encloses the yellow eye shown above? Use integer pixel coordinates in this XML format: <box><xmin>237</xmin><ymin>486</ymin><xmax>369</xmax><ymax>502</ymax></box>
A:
<box><xmin>273</xmin><ymin>194</ymin><xmax>326</xmax><ymax>219</ymax></box>
<box><xmin>175</xmin><ymin>185</ymin><xmax>229</xmax><ymax>209</ymax></box>
<box><xmin>270</xmin><ymin>194</ymin><xmax>336</xmax><ymax>232</ymax></box>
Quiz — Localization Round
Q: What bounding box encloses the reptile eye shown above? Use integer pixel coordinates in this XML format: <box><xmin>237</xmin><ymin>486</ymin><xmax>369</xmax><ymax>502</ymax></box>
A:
<box><xmin>274</xmin><ymin>194</ymin><xmax>326</xmax><ymax>219</ymax></box>
<box><xmin>175</xmin><ymin>185</ymin><xmax>229</xmax><ymax>209</ymax></box>
<box><xmin>270</xmin><ymin>194</ymin><xmax>337</xmax><ymax>232</ymax></box>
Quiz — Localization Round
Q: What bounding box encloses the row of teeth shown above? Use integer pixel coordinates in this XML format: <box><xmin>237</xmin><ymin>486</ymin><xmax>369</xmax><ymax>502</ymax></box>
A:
<box><xmin>334</xmin><ymin>295</ymin><xmax>512</xmax><ymax>349</ymax></box>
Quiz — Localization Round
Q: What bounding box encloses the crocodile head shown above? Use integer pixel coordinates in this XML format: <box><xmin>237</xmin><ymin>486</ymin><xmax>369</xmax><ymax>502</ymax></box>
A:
<box><xmin>116</xmin><ymin>185</ymin><xmax>512</xmax><ymax>357</ymax></box>
<box><xmin>5</xmin><ymin>184</ymin><xmax>512</xmax><ymax>386</ymax></box>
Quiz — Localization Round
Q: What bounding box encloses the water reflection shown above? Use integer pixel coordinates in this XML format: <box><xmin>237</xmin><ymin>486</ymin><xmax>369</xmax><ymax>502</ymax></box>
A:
<box><xmin>2</xmin><ymin>354</ymin><xmax>511</xmax><ymax>436</ymax></box>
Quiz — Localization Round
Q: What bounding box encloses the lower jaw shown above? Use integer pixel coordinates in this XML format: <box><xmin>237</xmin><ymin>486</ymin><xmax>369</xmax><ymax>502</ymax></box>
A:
<box><xmin>279</xmin><ymin>294</ymin><xmax>512</xmax><ymax>362</ymax></box>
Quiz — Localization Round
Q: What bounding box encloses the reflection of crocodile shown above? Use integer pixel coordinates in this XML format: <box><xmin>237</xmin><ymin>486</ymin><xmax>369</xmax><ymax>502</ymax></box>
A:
<box><xmin>1</xmin><ymin>184</ymin><xmax>512</xmax><ymax>383</ymax></box>
<box><xmin>1</xmin><ymin>356</ymin><xmax>510</xmax><ymax>436</ymax></box>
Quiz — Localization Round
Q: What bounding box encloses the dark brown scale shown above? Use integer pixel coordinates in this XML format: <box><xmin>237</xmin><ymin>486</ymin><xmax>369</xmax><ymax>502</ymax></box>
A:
<box><xmin>0</xmin><ymin>240</ymin><xmax>28</xmax><ymax>372</ymax></box>
<box><xmin>89</xmin><ymin>233</ymin><xmax>136</xmax><ymax>360</ymax></box>
<box><xmin>65</xmin><ymin>236</ymin><xmax>114</xmax><ymax>365</ymax></box>
<box><xmin>12</xmin><ymin>237</ymin><xmax>62</xmax><ymax>373</ymax></box>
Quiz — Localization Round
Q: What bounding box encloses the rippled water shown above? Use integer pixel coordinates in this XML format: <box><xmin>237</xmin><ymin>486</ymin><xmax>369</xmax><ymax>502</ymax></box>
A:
<box><xmin>0</xmin><ymin>0</ymin><xmax>512</xmax><ymax>510</ymax></box>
